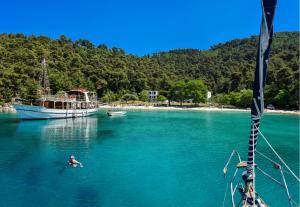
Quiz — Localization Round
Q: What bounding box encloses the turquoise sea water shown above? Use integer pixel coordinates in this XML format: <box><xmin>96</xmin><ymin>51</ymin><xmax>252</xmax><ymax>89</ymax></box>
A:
<box><xmin>0</xmin><ymin>111</ymin><xmax>298</xmax><ymax>207</ymax></box>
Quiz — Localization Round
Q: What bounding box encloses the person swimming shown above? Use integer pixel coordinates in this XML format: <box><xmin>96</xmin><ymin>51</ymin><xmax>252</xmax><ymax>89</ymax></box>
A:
<box><xmin>68</xmin><ymin>155</ymin><xmax>83</xmax><ymax>167</ymax></box>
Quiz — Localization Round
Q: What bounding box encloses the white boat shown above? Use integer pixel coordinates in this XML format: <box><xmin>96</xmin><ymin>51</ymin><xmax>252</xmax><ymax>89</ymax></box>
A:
<box><xmin>13</xmin><ymin>89</ymin><xmax>98</xmax><ymax>119</ymax></box>
<box><xmin>107</xmin><ymin>111</ymin><xmax>126</xmax><ymax>116</ymax></box>
<box><xmin>13</xmin><ymin>59</ymin><xmax>98</xmax><ymax>120</ymax></box>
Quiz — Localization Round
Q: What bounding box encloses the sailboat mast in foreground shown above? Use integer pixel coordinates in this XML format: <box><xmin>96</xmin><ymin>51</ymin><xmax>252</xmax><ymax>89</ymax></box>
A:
<box><xmin>223</xmin><ymin>0</ymin><xmax>299</xmax><ymax>206</ymax></box>
<box><xmin>244</xmin><ymin>0</ymin><xmax>277</xmax><ymax>205</ymax></box>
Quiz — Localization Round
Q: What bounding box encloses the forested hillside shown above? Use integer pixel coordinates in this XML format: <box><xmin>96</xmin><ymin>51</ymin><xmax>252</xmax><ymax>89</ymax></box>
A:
<box><xmin>0</xmin><ymin>32</ymin><xmax>298</xmax><ymax>109</ymax></box>
<box><xmin>152</xmin><ymin>32</ymin><xmax>299</xmax><ymax>108</ymax></box>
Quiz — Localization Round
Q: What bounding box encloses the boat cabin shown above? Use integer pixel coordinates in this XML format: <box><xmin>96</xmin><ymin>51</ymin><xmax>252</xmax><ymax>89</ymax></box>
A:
<box><xmin>38</xmin><ymin>89</ymin><xmax>97</xmax><ymax>110</ymax></box>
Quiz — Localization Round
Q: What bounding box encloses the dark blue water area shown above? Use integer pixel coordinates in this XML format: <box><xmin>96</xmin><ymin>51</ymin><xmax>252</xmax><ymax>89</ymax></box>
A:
<box><xmin>0</xmin><ymin>111</ymin><xmax>298</xmax><ymax>207</ymax></box>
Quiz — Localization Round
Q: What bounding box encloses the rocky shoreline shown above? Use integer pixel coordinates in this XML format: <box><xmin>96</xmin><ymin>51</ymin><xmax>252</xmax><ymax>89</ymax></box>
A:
<box><xmin>0</xmin><ymin>105</ymin><xmax>16</xmax><ymax>113</ymax></box>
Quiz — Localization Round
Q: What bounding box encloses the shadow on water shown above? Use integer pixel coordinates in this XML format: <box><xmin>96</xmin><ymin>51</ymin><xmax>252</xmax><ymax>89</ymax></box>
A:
<box><xmin>52</xmin><ymin>160</ymin><xmax>69</xmax><ymax>174</ymax></box>
<box><xmin>24</xmin><ymin>165</ymin><xmax>43</xmax><ymax>192</ymax></box>
<box><xmin>97</xmin><ymin>129</ymin><xmax>113</xmax><ymax>136</ymax></box>
<box><xmin>0</xmin><ymin>118</ymin><xmax>20</xmax><ymax>124</ymax></box>
<box><xmin>76</xmin><ymin>186</ymin><xmax>100</xmax><ymax>207</ymax></box>
<box><xmin>95</xmin><ymin>129</ymin><xmax>114</xmax><ymax>144</ymax></box>
<box><xmin>0</xmin><ymin>112</ymin><xmax>19</xmax><ymax>120</ymax></box>
<box><xmin>53</xmin><ymin>160</ymin><xmax>68</xmax><ymax>166</ymax></box>
<box><xmin>0</xmin><ymin>120</ymin><xmax>45</xmax><ymax>172</ymax></box>
<box><xmin>0</xmin><ymin>150</ymin><xmax>29</xmax><ymax>171</ymax></box>
<box><xmin>58</xmin><ymin>165</ymin><xmax>69</xmax><ymax>174</ymax></box>
<box><xmin>0</xmin><ymin>114</ymin><xmax>20</xmax><ymax>137</ymax></box>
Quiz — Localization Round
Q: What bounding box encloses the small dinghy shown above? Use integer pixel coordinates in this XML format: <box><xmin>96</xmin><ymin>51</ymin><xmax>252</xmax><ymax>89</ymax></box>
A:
<box><xmin>107</xmin><ymin>111</ymin><xmax>126</xmax><ymax>116</ymax></box>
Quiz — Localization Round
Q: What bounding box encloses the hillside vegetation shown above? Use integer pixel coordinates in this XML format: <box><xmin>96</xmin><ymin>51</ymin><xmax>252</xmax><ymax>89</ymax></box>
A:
<box><xmin>0</xmin><ymin>32</ymin><xmax>298</xmax><ymax>109</ymax></box>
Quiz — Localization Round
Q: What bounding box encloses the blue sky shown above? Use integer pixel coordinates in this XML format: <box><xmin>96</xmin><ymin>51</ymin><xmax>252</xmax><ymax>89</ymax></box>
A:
<box><xmin>0</xmin><ymin>0</ymin><xmax>299</xmax><ymax>56</ymax></box>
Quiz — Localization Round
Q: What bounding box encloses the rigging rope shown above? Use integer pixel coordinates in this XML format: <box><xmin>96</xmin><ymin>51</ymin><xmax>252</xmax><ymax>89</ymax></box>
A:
<box><xmin>256</xmin><ymin>166</ymin><xmax>283</xmax><ymax>187</ymax></box>
<box><xmin>255</xmin><ymin>126</ymin><xmax>300</xmax><ymax>182</ymax></box>
<box><xmin>252</xmin><ymin>122</ymin><xmax>256</xmax><ymax>206</ymax></box>
<box><xmin>222</xmin><ymin>182</ymin><xmax>228</xmax><ymax>207</ymax></box>
<box><xmin>256</xmin><ymin>150</ymin><xmax>291</xmax><ymax>175</ymax></box>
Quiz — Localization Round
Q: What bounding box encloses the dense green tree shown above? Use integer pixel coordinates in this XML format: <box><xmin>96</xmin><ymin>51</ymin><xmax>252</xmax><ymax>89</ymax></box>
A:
<box><xmin>228</xmin><ymin>92</ymin><xmax>241</xmax><ymax>106</ymax></box>
<box><xmin>24</xmin><ymin>80</ymin><xmax>40</xmax><ymax>104</ymax></box>
<box><xmin>185</xmin><ymin>80</ymin><xmax>208</xmax><ymax>104</ymax></box>
<box><xmin>274</xmin><ymin>89</ymin><xmax>289</xmax><ymax>108</ymax></box>
<box><xmin>214</xmin><ymin>89</ymin><xmax>252</xmax><ymax>107</ymax></box>
<box><xmin>213</xmin><ymin>94</ymin><xmax>229</xmax><ymax>105</ymax></box>
<box><xmin>157</xmin><ymin>95</ymin><xmax>167</xmax><ymax>102</ymax></box>
<box><xmin>100</xmin><ymin>91</ymin><xmax>116</xmax><ymax>103</ymax></box>
<box><xmin>121</xmin><ymin>93</ymin><xmax>138</xmax><ymax>103</ymax></box>
<box><xmin>170</xmin><ymin>81</ymin><xmax>186</xmax><ymax>105</ymax></box>
<box><xmin>138</xmin><ymin>90</ymin><xmax>149</xmax><ymax>102</ymax></box>
<box><xmin>238</xmin><ymin>89</ymin><xmax>253</xmax><ymax>107</ymax></box>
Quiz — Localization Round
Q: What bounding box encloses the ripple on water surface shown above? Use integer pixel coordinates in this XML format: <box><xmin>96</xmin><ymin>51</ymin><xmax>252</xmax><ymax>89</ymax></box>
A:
<box><xmin>0</xmin><ymin>111</ymin><xmax>298</xmax><ymax>207</ymax></box>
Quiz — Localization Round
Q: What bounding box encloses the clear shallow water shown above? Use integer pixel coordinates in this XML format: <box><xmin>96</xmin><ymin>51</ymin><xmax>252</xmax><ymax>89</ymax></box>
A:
<box><xmin>0</xmin><ymin>111</ymin><xmax>298</xmax><ymax>207</ymax></box>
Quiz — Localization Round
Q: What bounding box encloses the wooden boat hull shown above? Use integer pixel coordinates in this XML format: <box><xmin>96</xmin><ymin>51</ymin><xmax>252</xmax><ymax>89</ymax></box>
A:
<box><xmin>13</xmin><ymin>104</ymin><xmax>98</xmax><ymax>120</ymax></box>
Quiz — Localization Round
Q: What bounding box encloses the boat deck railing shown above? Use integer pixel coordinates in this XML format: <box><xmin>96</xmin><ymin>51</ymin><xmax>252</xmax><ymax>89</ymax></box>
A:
<box><xmin>40</xmin><ymin>95</ymin><xmax>87</xmax><ymax>102</ymax></box>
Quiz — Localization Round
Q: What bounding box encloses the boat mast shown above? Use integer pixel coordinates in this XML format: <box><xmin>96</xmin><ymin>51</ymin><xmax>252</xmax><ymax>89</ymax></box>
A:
<box><xmin>244</xmin><ymin>0</ymin><xmax>277</xmax><ymax>205</ymax></box>
<box><xmin>38</xmin><ymin>58</ymin><xmax>51</xmax><ymax>105</ymax></box>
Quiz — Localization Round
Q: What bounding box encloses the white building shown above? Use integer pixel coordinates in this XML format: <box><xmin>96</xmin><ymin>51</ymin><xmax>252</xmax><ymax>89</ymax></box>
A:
<box><xmin>207</xmin><ymin>91</ymin><xmax>212</xmax><ymax>100</ymax></box>
<box><xmin>149</xmin><ymin>90</ymin><xmax>159</xmax><ymax>102</ymax></box>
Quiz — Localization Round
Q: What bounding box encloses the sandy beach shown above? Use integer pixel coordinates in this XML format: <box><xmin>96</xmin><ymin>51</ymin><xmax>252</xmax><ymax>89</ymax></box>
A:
<box><xmin>2</xmin><ymin>104</ymin><xmax>299</xmax><ymax>115</ymax></box>
<box><xmin>99</xmin><ymin>105</ymin><xmax>300</xmax><ymax>115</ymax></box>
